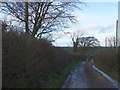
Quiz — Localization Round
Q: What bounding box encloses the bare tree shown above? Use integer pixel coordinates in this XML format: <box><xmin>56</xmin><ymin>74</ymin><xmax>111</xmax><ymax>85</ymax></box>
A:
<box><xmin>105</xmin><ymin>37</ymin><xmax>108</xmax><ymax>47</ymax></box>
<box><xmin>25</xmin><ymin>2</ymin><xmax>29</xmax><ymax>33</ymax></box>
<box><xmin>1</xmin><ymin>20</ymin><xmax>17</xmax><ymax>32</ymax></box>
<box><xmin>71</xmin><ymin>31</ymin><xmax>83</xmax><ymax>52</ymax></box>
<box><xmin>78</xmin><ymin>36</ymin><xmax>100</xmax><ymax>47</ymax></box>
<box><xmin>78</xmin><ymin>36</ymin><xmax>100</xmax><ymax>59</ymax></box>
<box><xmin>1</xmin><ymin>21</ymin><xmax>7</xmax><ymax>31</ymax></box>
<box><xmin>107</xmin><ymin>36</ymin><xmax>116</xmax><ymax>47</ymax></box>
<box><xmin>1</xmin><ymin>1</ymin><xmax>83</xmax><ymax>38</ymax></box>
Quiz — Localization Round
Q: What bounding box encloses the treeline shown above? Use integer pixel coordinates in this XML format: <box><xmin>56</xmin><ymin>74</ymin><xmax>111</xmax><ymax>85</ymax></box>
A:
<box><xmin>2</xmin><ymin>30</ymin><xmax>77</xmax><ymax>88</ymax></box>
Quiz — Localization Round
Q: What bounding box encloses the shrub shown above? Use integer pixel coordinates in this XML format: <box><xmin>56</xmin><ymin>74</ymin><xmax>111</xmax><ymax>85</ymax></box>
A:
<box><xmin>2</xmin><ymin>31</ymin><xmax>74</xmax><ymax>88</ymax></box>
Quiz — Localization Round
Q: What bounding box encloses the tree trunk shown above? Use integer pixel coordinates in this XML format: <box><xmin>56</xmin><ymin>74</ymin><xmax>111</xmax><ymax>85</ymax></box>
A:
<box><xmin>25</xmin><ymin>2</ymin><xmax>29</xmax><ymax>34</ymax></box>
<box><xmin>73</xmin><ymin>42</ymin><xmax>77</xmax><ymax>52</ymax></box>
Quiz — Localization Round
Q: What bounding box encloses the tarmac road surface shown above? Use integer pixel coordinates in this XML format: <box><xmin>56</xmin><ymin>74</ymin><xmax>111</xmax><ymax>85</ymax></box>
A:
<box><xmin>61</xmin><ymin>61</ymin><xmax>120</xmax><ymax>89</ymax></box>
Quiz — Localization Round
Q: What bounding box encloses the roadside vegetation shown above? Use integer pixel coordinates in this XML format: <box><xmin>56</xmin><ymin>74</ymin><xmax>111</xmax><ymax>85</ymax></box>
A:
<box><xmin>2</xmin><ymin>30</ymin><xmax>82</xmax><ymax>88</ymax></box>
<box><xmin>46</xmin><ymin>57</ymin><xmax>82</xmax><ymax>88</ymax></box>
<box><xmin>93</xmin><ymin>47</ymin><xmax>119</xmax><ymax>82</ymax></box>
<box><xmin>63</xmin><ymin>46</ymin><xmax>119</xmax><ymax>82</ymax></box>
<box><xmin>1</xmin><ymin>1</ymin><xmax>84</xmax><ymax>88</ymax></box>
<box><xmin>1</xmin><ymin>2</ymin><xmax>119</xmax><ymax>87</ymax></box>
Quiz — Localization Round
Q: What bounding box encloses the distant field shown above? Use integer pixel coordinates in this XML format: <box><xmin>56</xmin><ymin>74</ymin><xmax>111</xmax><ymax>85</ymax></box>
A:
<box><xmin>59</xmin><ymin>46</ymin><xmax>117</xmax><ymax>56</ymax></box>
<box><xmin>56</xmin><ymin>47</ymin><xmax>74</xmax><ymax>54</ymax></box>
<box><xmin>59</xmin><ymin>46</ymin><xmax>116</xmax><ymax>56</ymax></box>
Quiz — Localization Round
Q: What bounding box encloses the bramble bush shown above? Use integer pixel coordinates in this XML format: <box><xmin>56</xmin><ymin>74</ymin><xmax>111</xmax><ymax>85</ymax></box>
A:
<box><xmin>2</xmin><ymin>30</ymin><xmax>75</xmax><ymax>88</ymax></box>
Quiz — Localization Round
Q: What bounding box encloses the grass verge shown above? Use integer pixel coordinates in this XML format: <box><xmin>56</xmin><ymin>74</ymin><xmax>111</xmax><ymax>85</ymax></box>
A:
<box><xmin>94</xmin><ymin>48</ymin><xmax>119</xmax><ymax>82</ymax></box>
<box><xmin>94</xmin><ymin>64</ymin><xmax>118</xmax><ymax>82</ymax></box>
<box><xmin>46</xmin><ymin>57</ymin><xmax>83</xmax><ymax>88</ymax></box>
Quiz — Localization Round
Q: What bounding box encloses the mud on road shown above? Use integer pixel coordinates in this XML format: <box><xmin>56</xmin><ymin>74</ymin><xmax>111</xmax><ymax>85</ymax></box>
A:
<box><xmin>61</xmin><ymin>61</ymin><xmax>119</xmax><ymax>89</ymax></box>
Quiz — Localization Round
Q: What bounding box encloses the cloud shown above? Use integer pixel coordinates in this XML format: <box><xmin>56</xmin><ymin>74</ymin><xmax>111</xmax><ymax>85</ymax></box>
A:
<box><xmin>80</xmin><ymin>23</ymin><xmax>100</xmax><ymax>32</ymax></box>
<box><xmin>52</xmin><ymin>22</ymin><xmax>115</xmax><ymax>38</ymax></box>
<box><xmin>0</xmin><ymin>13</ymin><xmax>7</xmax><ymax>20</ymax></box>
<box><xmin>53</xmin><ymin>22</ymin><xmax>115</xmax><ymax>46</ymax></box>
<box><xmin>77</xmin><ymin>23</ymin><xmax>115</xmax><ymax>34</ymax></box>
<box><xmin>83</xmin><ymin>0</ymin><xmax>118</xmax><ymax>2</ymax></box>
<box><xmin>98</xmin><ymin>23</ymin><xmax>115</xmax><ymax>33</ymax></box>
<box><xmin>53</xmin><ymin>37</ymin><xmax>71</xmax><ymax>46</ymax></box>
<box><xmin>53</xmin><ymin>2</ymin><xmax>117</xmax><ymax>46</ymax></box>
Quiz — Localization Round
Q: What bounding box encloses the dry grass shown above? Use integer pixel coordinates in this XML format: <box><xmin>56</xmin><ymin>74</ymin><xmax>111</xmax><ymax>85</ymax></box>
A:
<box><xmin>76</xmin><ymin>46</ymin><xmax>119</xmax><ymax>82</ymax></box>
<box><xmin>94</xmin><ymin>47</ymin><xmax>118</xmax><ymax>82</ymax></box>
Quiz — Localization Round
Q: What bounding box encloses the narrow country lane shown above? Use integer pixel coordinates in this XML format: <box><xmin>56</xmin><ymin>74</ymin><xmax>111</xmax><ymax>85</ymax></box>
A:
<box><xmin>61</xmin><ymin>61</ymin><xmax>120</xmax><ymax>89</ymax></box>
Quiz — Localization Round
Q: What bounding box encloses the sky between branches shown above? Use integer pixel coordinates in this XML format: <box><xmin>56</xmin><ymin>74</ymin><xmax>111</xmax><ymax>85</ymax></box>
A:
<box><xmin>52</xmin><ymin>1</ymin><xmax>118</xmax><ymax>46</ymax></box>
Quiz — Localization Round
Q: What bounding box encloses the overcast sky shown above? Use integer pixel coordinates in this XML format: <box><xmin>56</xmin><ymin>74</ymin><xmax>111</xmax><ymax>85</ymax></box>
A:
<box><xmin>53</xmin><ymin>1</ymin><xmax>118</xmax><ymax>47</ymax></box>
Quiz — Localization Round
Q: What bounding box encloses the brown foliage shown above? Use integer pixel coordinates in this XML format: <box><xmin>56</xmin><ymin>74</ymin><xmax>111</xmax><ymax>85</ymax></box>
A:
<box><xmin>94</xmin><ymin>47</ymin><xmax>118</xmax><ymax>81</ymax></box>
<box><xmin>2</xmin><ymin>31</ymin><xmax>73</xmax><ymax>88</ymax></box>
